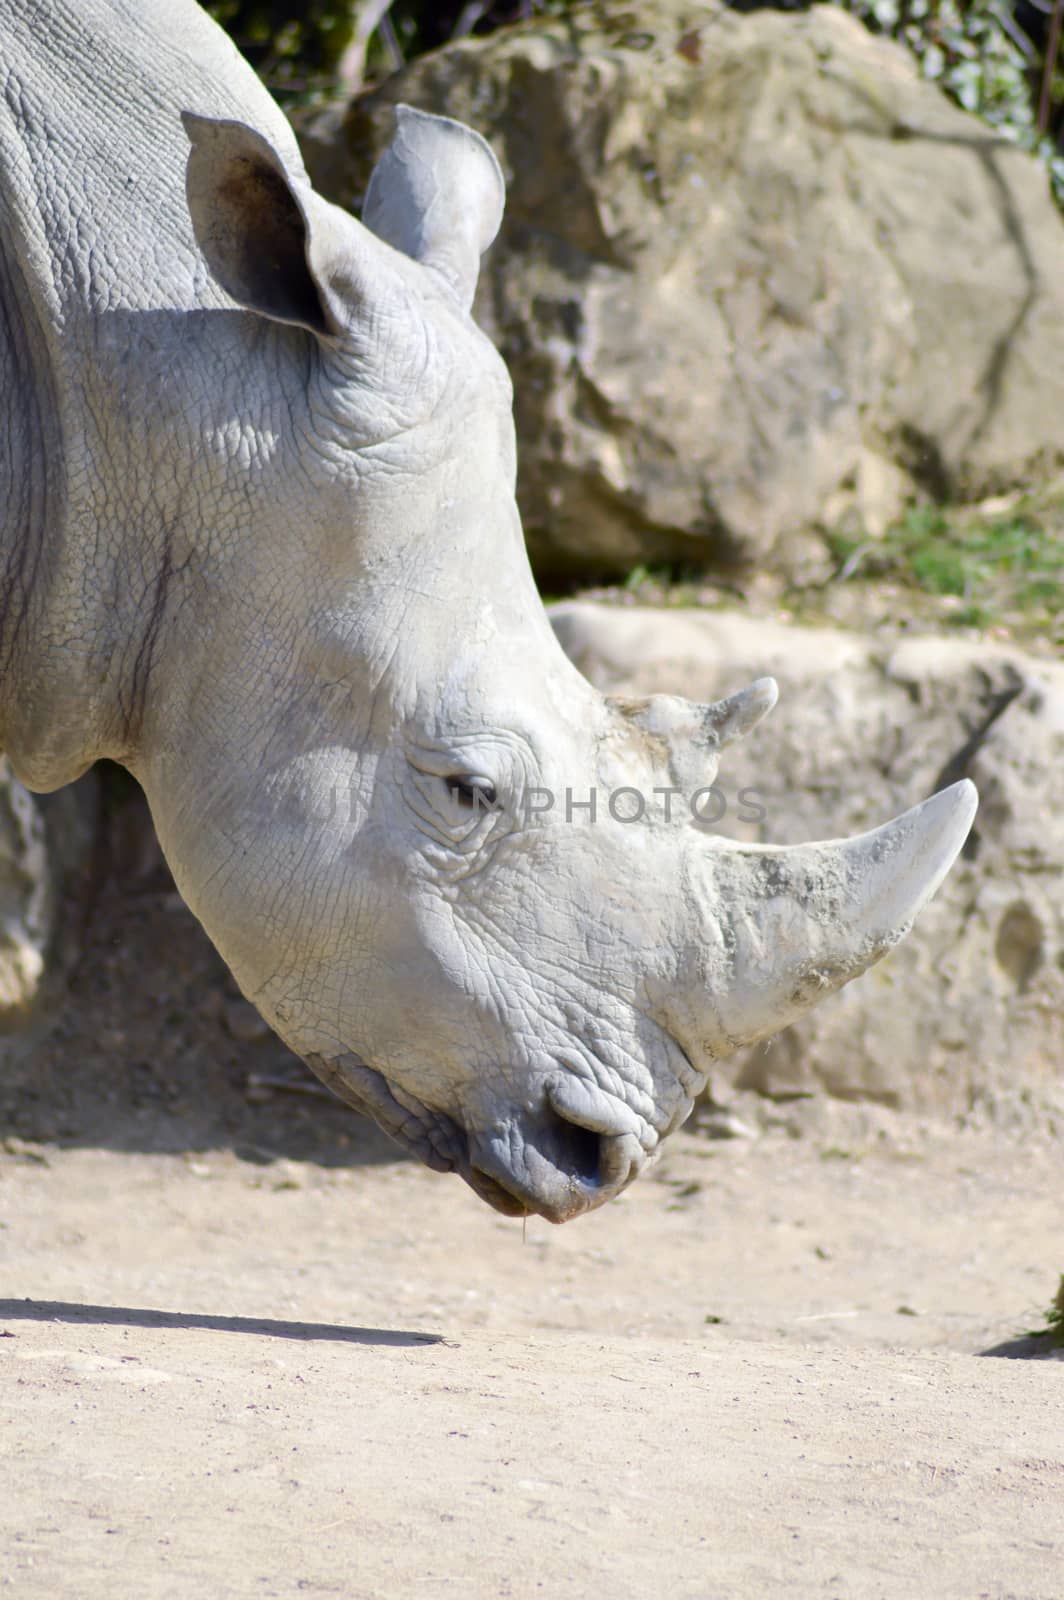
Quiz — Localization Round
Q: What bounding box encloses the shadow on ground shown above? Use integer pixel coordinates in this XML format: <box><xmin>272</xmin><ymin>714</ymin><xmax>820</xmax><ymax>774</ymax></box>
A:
<box><xmin>980</xmin><ymin>1334</ymin><xmax>1064</xmax><ymax>1360</ymax></box>
<box><xmin>0</xmin><ymin>789</ymin><xmax>408</xmax><ymax>1172</ymax></box>
<box><xmin>0</xmin><ymin>1298</ymin><xmax>444</xmax><ymax>1346</ymax></box>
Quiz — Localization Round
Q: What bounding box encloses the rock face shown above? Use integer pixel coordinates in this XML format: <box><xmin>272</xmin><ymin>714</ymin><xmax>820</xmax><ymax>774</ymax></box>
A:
<box><xmin>0</xmin><ymin>762</ymin><xmax>96</xmax><ymax>1038</ymax></box>
<box><xmin>0</xmin><ymin>759</ymin><xmax>53</xmax><ymax>1028</ymax></box>
<box><xmin>550</xmin><ymin>602</ymin><xmax>1064</xmax><ymax>1121</ymax></box>
<box><xmin>303</xmin><ymin>1</ymin><xmax>1064</xmax><ymax>581</ymax></box>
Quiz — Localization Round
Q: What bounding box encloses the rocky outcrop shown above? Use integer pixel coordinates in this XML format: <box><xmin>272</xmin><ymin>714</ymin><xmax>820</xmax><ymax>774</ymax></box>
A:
<box><xmin>303</xmin><ymin>1</ymin><xmax>1064</xmax><ymax>581</ymax></box>
<box><xmin>550</xmin><ymin>602</ymin><xmax>1064</xmax><ymax>1121</ymax></box>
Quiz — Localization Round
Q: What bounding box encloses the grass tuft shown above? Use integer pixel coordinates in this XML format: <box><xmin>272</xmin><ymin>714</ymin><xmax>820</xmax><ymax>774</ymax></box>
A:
<box><xmin>1029</xmin><ymin>1275</ymin><xmax>1064</xmax><ymax>1346</ymax></box>
<box><xmin>827</xmin><ymin>498</ymin><xmax>1064</xmax><ymax>645</ymax></box>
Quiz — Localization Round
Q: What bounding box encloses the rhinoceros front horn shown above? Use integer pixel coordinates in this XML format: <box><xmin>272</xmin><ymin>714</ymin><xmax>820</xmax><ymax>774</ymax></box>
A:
<box><xmin>671</xmin><ymin>779</ymin><xmax>978</xmax><ymax>1054</ymax></box>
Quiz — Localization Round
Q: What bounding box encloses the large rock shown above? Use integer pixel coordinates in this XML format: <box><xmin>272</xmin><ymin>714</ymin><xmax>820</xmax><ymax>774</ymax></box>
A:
<box><xmin>303</xmin><ymin>1</ymin><xmax>1064</xmax><ymax>581</ymax></box>
<box><xmin>550</xmin><ymin>602</ymin><xmax>1064</xmax><ymax>1122</ymax></box>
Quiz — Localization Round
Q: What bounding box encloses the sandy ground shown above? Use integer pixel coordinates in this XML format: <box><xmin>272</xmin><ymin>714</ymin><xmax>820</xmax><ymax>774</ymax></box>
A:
<box><xmin>1</xmin><ymin>810</ymin><xmax>1062</xmax><ymax>1598</ymax></box>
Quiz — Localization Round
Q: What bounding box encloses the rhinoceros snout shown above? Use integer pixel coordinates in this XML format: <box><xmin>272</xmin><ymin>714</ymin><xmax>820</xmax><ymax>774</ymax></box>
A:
<box><xmin>467</xmin><ymin>1099</ymin><xmax>645</xmax><ymax>1224</ymax></box>
<box><xmin>305</xmin><ymin>1050</ymin><xmax>649</xmax><ymax>1222</ymax></box>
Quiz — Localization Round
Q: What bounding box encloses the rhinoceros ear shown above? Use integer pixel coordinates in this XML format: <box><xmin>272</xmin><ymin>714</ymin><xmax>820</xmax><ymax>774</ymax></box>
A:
<box><xmin>182</xmin><ymin>111</ymin><xmax>380</xmax><ymax>340</ymax></box>
<box><xmin>362</xmin><ymin>105</ymin><xmax>504</xmax><ymax>312</ymax></box>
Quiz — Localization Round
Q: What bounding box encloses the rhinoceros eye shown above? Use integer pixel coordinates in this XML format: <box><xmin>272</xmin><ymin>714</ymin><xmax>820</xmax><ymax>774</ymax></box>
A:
<box><xmin>446</xmin><ymin>774</ymin><xmax>498</xmax><ymax>811</ymax></box>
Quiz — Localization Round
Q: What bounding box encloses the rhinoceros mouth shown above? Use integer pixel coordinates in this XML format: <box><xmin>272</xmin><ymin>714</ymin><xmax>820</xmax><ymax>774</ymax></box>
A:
<box><xmin>463</xmin><ymin>1165</ymin><xmax>535</xmax><ymax>1218</ymax></box>
<box><xmin>304</xmin><ymin>1051</ymin><xmax>469</xmax><ymax>1176</ymax></box>
<box><xmin>303</xmin><ymin>1051</ymin><xmax>646</xmax><ymax>1222</ymax></box>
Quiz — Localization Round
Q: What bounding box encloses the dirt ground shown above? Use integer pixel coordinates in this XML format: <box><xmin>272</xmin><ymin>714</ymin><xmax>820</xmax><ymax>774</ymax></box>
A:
<box><xmin>1</xmin><ymin>809</ymin><xmax>1062</xmax><ymax>1598</ymax></box>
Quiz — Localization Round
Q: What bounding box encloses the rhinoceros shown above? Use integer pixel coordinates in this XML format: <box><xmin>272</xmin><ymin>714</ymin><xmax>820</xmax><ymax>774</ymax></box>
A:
<box><xmin>0</xmin><ymin>0</ymin><xmax>976</xmax><ymax>1221</ymax></box>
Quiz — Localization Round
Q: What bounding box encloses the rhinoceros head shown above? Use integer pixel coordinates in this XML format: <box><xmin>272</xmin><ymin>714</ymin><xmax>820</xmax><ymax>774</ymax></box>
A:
<box><xmin>134</xmin><ymin>107</ymin><xmax>975</xmax><ymax>1222</ymax></box>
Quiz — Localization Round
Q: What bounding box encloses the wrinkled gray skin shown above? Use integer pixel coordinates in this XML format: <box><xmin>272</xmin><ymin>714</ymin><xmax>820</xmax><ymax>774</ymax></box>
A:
<box><xmin>0</xmin><ymin>0</ymin><xmax>976</xmax><ymax>1221</ymax></box>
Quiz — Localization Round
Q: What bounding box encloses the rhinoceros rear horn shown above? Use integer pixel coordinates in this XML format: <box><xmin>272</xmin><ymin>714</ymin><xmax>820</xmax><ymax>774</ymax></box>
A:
<box><xmin>704</xmin><ymin>678</ymin><xmax>780</xmax><ymax>747</ymax></box>
<box><xmin>182</xmin><ymin>112</ymin><xmax>387</xmax><ymax>341</ymax></box>
<box><xmin>362</xmin><ymin>105</ymin><xmax>505</xmax><ymax>311</ymax></box>
<box><xmin>619</xmin><ymin>677</ymin><xmax>778</xmax><ymax>790</ymax></box>
<box><xmin>625</xmin><ymin>678</ymin><xmax>778</xmax><ymax>750</ymax></box>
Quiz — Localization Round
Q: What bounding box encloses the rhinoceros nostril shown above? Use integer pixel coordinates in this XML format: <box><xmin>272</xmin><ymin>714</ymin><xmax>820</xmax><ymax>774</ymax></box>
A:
<box><xmin>464</xmin><ymin>1099</ymin><xmax>635</xmax><ymax>1220</ymax></box>
<box><xmin>545</xmin><ymin>1107</ymin><xmax>603</xmax><ymax>1187</ymax></box>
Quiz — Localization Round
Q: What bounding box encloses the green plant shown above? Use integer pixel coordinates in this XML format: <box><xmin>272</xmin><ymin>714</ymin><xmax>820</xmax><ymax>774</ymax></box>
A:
<box><xmin>204</xmin><ymin>2</ymin><xmax>361</xmax><ymax>102</ymax></box>
<box><xmin>834</xmin><ymin>0</ymin><xmax>1064</xmax><ymax>206</ymax></box>
<box><xmin>205</xmin><ymin>2</ymin><xmax>560</xmax><ymax>103</ymax></box>
<box><xmin>1030</xmin><ymin>1273</ymin><xmax>1064</xmax><ymax>1345</ymax></box>
<box><xmin>206</xmin><ymin>1</ymin><xmax>1064</xmax><ymax>204</ymax></box>
<box><xmin>829</xmin><ymin>501</ymin><xmax>1064</xmax><ymax>638</ymax></box>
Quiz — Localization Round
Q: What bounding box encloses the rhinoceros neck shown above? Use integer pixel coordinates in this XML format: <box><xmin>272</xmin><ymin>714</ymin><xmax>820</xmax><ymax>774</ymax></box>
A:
<box><xmin>0</xmin><ymin>0</ymin><xmax>311</xmax><ymax>789</ymax></box>
<box><xmin>0</xmin><ymin>298</ymin><xmax>321</xmax><ymax>790</ymax></box>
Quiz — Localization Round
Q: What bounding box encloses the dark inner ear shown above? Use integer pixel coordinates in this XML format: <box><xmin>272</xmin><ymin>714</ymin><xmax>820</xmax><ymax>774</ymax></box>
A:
<box><xmin>217</xmin><ymin>155</ymin><xmax>330</xmax><ymax>335</ymax></box>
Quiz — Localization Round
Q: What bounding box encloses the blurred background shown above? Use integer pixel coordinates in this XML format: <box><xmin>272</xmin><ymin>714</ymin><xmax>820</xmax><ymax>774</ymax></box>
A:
<box><xmin>202</xmin><ymin>0</ymin><xmax>1064</xmax><ymax>631</ymax></box>
<box><xmin>206</xmin><ymin>0</ymin><xmax>1064</xmax><ymax>187</ymax></box>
